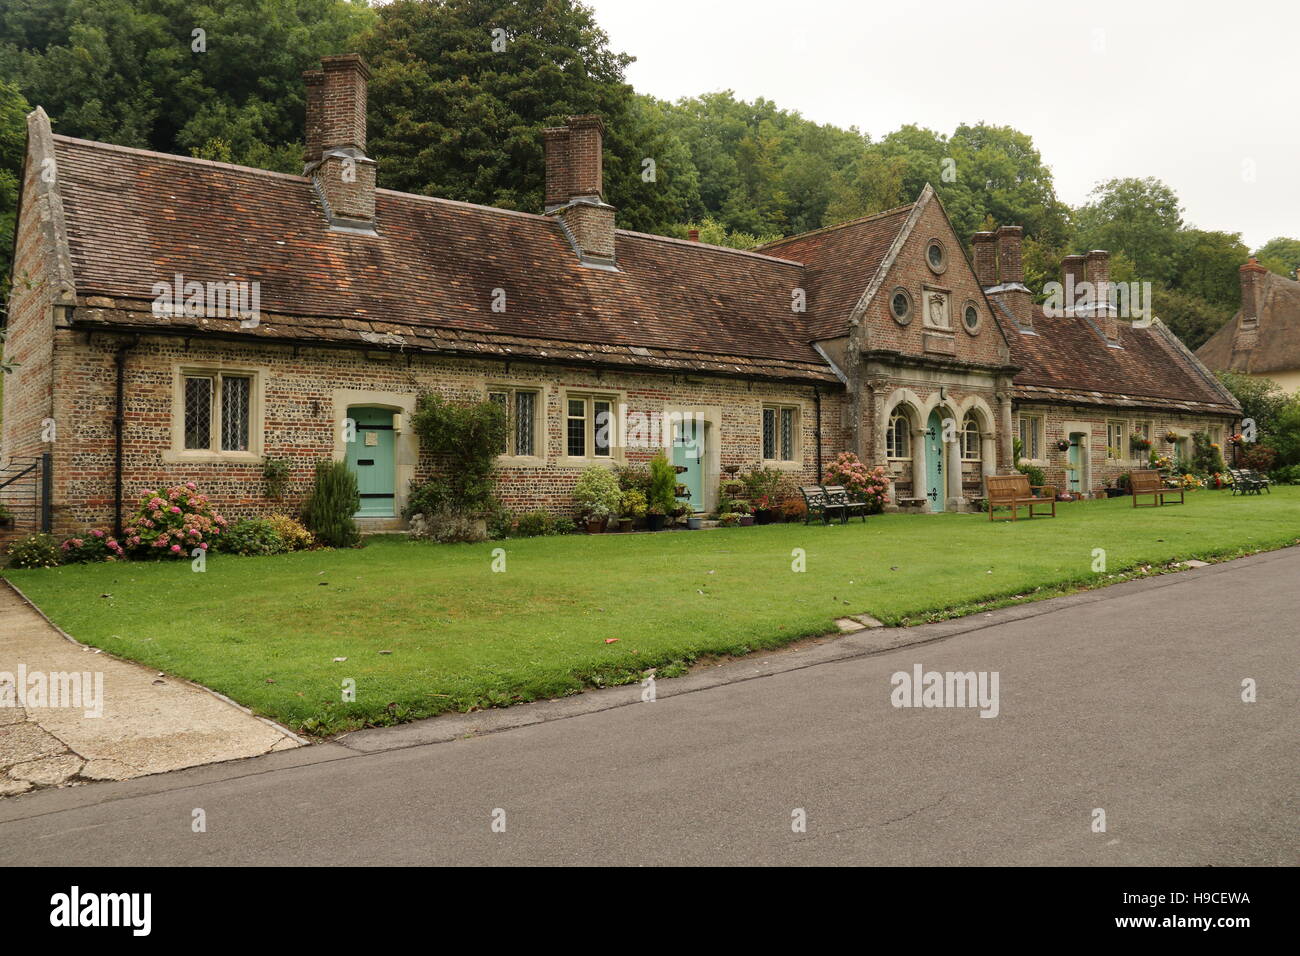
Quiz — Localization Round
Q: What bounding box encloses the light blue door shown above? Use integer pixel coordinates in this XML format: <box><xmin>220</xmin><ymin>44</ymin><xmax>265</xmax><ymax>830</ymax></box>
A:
<box><xmin>924</xmin><ymin>410</ymin><xmax>944</xmax><ymax>512</ymax></box>
<box><xmin>346</xmin><ymin>406</ymin><xmax>396</xmax><ymax>517</ymax></box>
<box><xmin>672</xmin><ymin>418</ymin><xmax>703</xmax><ymax>512</ymax></box>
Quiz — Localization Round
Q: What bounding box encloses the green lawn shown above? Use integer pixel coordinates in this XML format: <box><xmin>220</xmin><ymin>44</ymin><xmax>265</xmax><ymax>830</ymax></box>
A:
<box><xmin>7</xmin><ymin>488</ymin><xmax>1300</xmax><ymax>734</ymax></box>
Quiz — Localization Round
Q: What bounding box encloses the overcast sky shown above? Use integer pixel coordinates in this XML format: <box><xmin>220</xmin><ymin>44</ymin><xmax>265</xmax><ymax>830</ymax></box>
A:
<box><xmin>587</xmin><ymin>0</ymin><xmax>1298</xmax><ymax>250</ymax></box>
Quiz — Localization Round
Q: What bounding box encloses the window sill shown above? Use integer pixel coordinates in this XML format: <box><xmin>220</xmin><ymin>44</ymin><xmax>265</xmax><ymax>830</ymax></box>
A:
<box><xmin>561</xmin><ymin>456</ymin><xmax>620</xmax><ymax>468</ymax></box>
<box><xmin>760</xmin><ymin>459</ymin><xmax>803</xmax><ymax>472</ymax></box>
<box><xmin>495</xmin><ymin>455</ymin><xmax>547</xmax><ymax>468</ymax></box>
<box><xmin>161</xmin><ymin>450</ymin><xmax>262</xmax><ymax>465</ymax></box>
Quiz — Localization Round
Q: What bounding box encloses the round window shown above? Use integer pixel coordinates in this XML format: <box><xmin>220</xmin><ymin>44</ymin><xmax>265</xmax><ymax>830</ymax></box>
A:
<box><xmin>891</xmin><ymin>289</ymin><xmax>912</xmax><ymax>324</ymax></box>
<box><xmin>963</xmin><ymin>302</ymin><xmax>980</xmax><ymax>334</ymax></box>
<box><xmin>926</xmin><ymin>240</ymin><xmax>947</xmax><ymax>273</ymax></box>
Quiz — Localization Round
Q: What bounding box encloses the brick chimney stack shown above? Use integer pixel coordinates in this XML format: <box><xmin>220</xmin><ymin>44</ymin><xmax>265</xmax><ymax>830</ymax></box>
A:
<box><xmin>1239</xmin><ymin>256</ymin><xmax>1267</xmax><ymax>328</ymax></box>
<box><xmin>303</xmin><ymin>54</ymin><xmax>376</xmax><ymax>232</ymax></box>
<box><xmin>971</xmin><ymin>232</ymin><xmax>997</xmax><ymax>287</ymax></box>
<box><xmin>543</xmin><ymin>115</ymin><xmax>616</xmax><ymax>267</ymax></box>
<box><xmin>994</xmin><ymin>225</ymin><xmax>1032</xmax><ymax>329</ymax></box>
<box><xmin>1086</xmin><ymin>250</ymin><xmax>1119</xmax><ymax>343</ymax></box>
<box><xmin>1061</xmin><ymin>254</ymin><xmax>1087</xmax><ymax>303</ymax></box>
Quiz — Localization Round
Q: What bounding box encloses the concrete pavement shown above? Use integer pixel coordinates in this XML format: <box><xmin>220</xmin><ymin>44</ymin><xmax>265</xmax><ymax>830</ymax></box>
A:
<box><xmin>0</xmin><ymin>583</ymin><xmax>300</xmax><ymax>796</ymax></box>
<box><xmin>0</xmin><ymin>547</ymin><xmax>1296</xmax><ymax>865</ymax></box>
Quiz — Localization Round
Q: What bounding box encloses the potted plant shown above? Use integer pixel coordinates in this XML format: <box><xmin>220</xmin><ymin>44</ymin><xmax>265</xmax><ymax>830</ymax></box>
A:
<box><xmin>618</xmin><ymin>489</ymin><xmax>646</xmax><ymax>532</ymax></box>
<box><xmin>1055</xmin><ymin>438</ymin><xmax>1072</xmax><ymax>452</ymax></box>
<box><xmin>733</xmin><ymin>501</ymin><xmax>754</xmax><ymax>526</ymax></box>
<box><xmin>573</xmin><ymin>465</ymin><xmax>621</xmax><ymax>534</ymax></box>
<box><xmin>686</xmin><ymin>514</ymin><xmax>703</xmax><ymax>530</ymax></box>
<box><xmin>646</xmin><ymin>452</ymin><xmax>678</xmax><ymax>531</ymax></box>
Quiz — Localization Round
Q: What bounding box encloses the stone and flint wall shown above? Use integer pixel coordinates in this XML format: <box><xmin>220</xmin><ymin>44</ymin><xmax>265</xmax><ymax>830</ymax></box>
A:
<box><xmin>1013</xmin><ymin>403</ymin><xmax>1237</xmax><ymax>495</ymax></box>
<box><xmin>38</xmin><ymin>328</ymin><xmax>848</xmax><ymax>534</ymax></box>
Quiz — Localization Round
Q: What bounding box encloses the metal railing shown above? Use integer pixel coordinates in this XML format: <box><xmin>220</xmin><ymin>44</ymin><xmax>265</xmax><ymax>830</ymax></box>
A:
<box><xmin>0</xmin><ymin>452</ymin><xmax>52</xmax><ymax>534</ymax></box>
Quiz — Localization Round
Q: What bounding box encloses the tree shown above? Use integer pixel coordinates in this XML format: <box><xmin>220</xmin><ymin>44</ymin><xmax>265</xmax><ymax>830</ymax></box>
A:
<box><xmin>0</xmin><ymin>0</ymin><xmax>374</xmax><ymax>166</ymax></box>
<box><xmin>1074</xmin><ymin>177</ymin><xmax>1183</xmax><ymax>284</ymax></box>
<box><xmin>0</xmin><ymin>79</ymin><xmax>30</xmax><ymax>300</ymax></box>
<box><xmin>1256</xmin><ymin>237</ymin><xmax>1300</xmax><ymax>279</ymax></box>
<box><xmin>358</xmin><ymin>0</ymin><xmax>698</xmax><ymax>233</ymax></box>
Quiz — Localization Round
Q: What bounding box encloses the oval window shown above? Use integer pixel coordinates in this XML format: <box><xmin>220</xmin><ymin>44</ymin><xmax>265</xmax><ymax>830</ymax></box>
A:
<box><xmin>891</xmin><ymin>289</ymin><xmax>912</xmax><ymax>324</ymax></box>
<box><xmin>926</xmin><ymin>240</ymin><xmax>946</xmax><ymax>273</ymax></box>
<box><xmin>963</xmin><ymin>303</ymin><xmax>980</xmax><ymax>333</ymax></box>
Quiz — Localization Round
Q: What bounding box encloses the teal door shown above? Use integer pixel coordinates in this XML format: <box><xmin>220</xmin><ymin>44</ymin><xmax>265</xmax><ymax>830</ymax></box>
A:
<box><xmin>346</xmin><ymin>406</ymin><xmax>396</xmax><ymax>517</ymax></box>
<box><xmin>1067</xmin><ymin>432</ymin><xmax>1086</xmax><ymax>493</ymax></box>
<box><xmin>924</xmin><ymin>410</ymin><xmax>944</xmax><ymax>512</ymax></box>
<box><xmin>672</xmin><ymin>418</ymin><xmax>703</xmax><ymax>512</ymax></box>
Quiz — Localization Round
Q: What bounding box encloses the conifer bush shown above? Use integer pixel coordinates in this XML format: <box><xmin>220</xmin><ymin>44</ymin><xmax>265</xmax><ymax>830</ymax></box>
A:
<box><xmin>302</xmin><ymin>460</ymin><xmax>361</xmax><ymax>548</ymax></box>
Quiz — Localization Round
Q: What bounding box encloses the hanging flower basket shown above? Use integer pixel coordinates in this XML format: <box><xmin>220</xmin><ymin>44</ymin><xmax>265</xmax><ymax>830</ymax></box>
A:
<box><xmin>1164</xmin><ymin>431</ymin><xmax>1179</xmax><ymax>444</ymax></box>
<box><xmin>1129</xmin><ymin>433</ymin><xmax>1151</xmax><ymax>452</ymax></box>
<box><xmin>1055</xmin><ymin>439</ymin><xmax>1071</xmax><ymax>452</ymax></box>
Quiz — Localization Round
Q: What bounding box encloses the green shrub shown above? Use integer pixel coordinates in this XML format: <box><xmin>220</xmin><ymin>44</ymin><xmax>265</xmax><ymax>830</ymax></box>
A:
<box><xmin>486</xmin><ymin>507</ymin><xmax>514</xmax><ymax>540</ymax></box>
<box><xmin>553</xmin><ymin>516</ymin><xmax>577</xmax><ymax>535</ymax></box>
<box><xmin>572</xmin><ymin>465</ymin><xmax>621</xmax><ymax>521</ymax></box>
<box><xmin>302</xmin><ymin>460</ymin><xmax>361</xmax><ymax>548</ymax></box>
<box><xmin>647</xmin><ymin>452</ymin><xmax>678</xmax><ymax>515</ymax></box>
<box><xmin>614</xmin><ymin>463</ymin><xmax>652</xmax><ymax>495</ymax></box>
<box><xmin>515</xmin><ymin>509</ymin><xmax>555</xmax><ymax>537</ymax></box>
<box><xmin>6</xmin><ymin>533</ymin><xmax>61</xmax><ymax>569</ymax></box>
<box><xmin>1271</xmin><ymin>463</ymin><xmax>1300</xmax><ymax>485</ymax></box>
<box><xmin>218</xmin><ymin>518</ymin><xmax>286</xmax><ymax>556</ymax></box>
<box><xmin>262</xmin><ymin>457</ymin><xmax>291</xmax><ymax>498</ymax></box>
<box><xmin>409</xmin><ymin>393</ymin><xmax>506</xmax><ymax>517</ymax></box>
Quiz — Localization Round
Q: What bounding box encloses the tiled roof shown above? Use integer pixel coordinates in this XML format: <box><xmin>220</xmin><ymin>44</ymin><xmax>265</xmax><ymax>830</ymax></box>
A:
<box><xmin>991</xmin><ymin>300</ymin><xmax>1238</xmax><ymax>413</ymax></box>
<box><xmin>756</xmin><ymin>204</ymin><xmax>915</xmax><ymax>340</ymax></box>
<box><xmin>1196</xmin><ymin>271</ymin><xmax>1300</xmax><ymax>375</ymax></box>
<box><xmin>52</xmin><ymin>134</ymin><xmax>841</xmax><ymax>376</ymax></box>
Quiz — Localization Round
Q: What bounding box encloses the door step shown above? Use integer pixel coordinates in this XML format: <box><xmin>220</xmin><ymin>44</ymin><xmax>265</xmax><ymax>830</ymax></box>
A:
<box><xmin>356</xmin><ymin>516</ymin><xmax>407</xmax><ymax>534</ymax></box>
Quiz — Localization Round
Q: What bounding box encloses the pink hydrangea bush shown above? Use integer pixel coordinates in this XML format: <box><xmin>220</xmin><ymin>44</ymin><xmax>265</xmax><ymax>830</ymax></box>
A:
<box><xmin>123</xmin><ymin>482</ymin><xmax>227</xmax><ymax>558</ymax></box>
<box><xmin>824</xmin><ymin>452</ymin><xmax>891</xmax><ymax>513</ymax></box>
<box><xmin>60</xmin><ymin>528</ymin><xmax>126</xmax><ymax>563</ymax></box>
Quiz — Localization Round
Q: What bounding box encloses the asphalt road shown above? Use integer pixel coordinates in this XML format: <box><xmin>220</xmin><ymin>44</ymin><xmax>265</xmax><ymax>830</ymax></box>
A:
<box><xmin>2</xmin><ymin>548</ymin><xmax>1296</xmax><ymax>866</ymax></box>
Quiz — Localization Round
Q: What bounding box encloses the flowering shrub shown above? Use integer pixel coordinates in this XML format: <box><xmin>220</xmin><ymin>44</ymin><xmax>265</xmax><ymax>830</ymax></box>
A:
<box><xmin>266</xmin><ymin>514</ymin><xmax>314</xmax><ymax>551</ymax></box>
<box><xmin>5</xmin><ymin>534</ymin><xmax>61</xmax><ymax>569</ymax></box>
<box><xmin>60</xmin><ymin>529</ymin><xmax>126</xmax><ymax>563</ymax></box>
<box><xmin>823</xmin><ymin>452</ymin><xmax>891</xmax><ymax>513</ymax></box>
<box><xmin>123</xmin><ymin>483</ymin><xmax>226</xmax><ymax>558</ymax></box>
<box><xmin>217</xmin><ymin>518</ymin><xmax>285</xmax><ymax>556</ymax></box>
<box><xmin>1177</xmin><ymin>473</ymin><xmax>1204</xmax><ymax>490</ymax></box>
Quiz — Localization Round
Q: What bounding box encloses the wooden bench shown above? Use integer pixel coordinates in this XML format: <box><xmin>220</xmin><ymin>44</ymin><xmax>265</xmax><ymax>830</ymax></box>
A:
<box><xmin>822</xmin><ymin>484</ymin><xmax>869</xmax><ymax>523</ymax></box>
<box><xmin>985</xmin><ymin>473</ymin><xmax>1056</xmax><ymax>521</ymax></box>
<box><xmin>1131</xmin><ymin>468</ymin><xmax>1184</xmax><ymax>507</ymax></box>
<box><xmin>800</xmin><ymin>486</ymin><xmax>843</xmax><ymax>524</ymax></box>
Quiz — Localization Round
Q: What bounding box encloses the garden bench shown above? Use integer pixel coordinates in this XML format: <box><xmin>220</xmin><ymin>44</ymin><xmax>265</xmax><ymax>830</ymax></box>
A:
<box><xmin>822</xmin><ymin>484</ymin><xmax>869</xmax><ymax>523</ymax></box>
<box><xmin>1245</xmin><ymin>468</ymin><xmax>1271</xmax><ymax>493</ymax></box>
<box><xmin>1131</xmin><ymin>469</ymin><xmax>1184</xmax><ymax>507</ymax></box>
<box><xmin>985</xmin><ymin>474</ymin><xmax>1056</xmax><ymax>522</ymax></box>
<box><xmin>800</xmin><ymin>485</ymin><xmax>845</xmax><ymax>524</ymax></box>
<box><xmin>1228</xmin><ymin>468</ymin><xmax>1261</xmax><ymax>495</ymax></box>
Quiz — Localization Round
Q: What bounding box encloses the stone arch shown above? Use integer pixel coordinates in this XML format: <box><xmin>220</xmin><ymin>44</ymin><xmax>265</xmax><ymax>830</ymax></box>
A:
<box><xmin>955</xmin><ymin>395</ymin><xmax>999</xmax><ymax>496</ymax></box>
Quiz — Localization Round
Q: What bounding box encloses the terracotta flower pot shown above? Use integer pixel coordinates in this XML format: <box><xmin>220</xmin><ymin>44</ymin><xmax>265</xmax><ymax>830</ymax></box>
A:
<box><xmin>585</xmin><ymin>518</ymin><xmax>605</xmax><ymax>534</ymax></box>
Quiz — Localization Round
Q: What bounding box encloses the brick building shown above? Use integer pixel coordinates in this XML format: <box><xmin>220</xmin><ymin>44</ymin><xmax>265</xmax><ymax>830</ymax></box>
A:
<box><xmin>1</xmin><ymin>53</ymin><xmax>1238</xmax><ymax>536</ymax></box>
